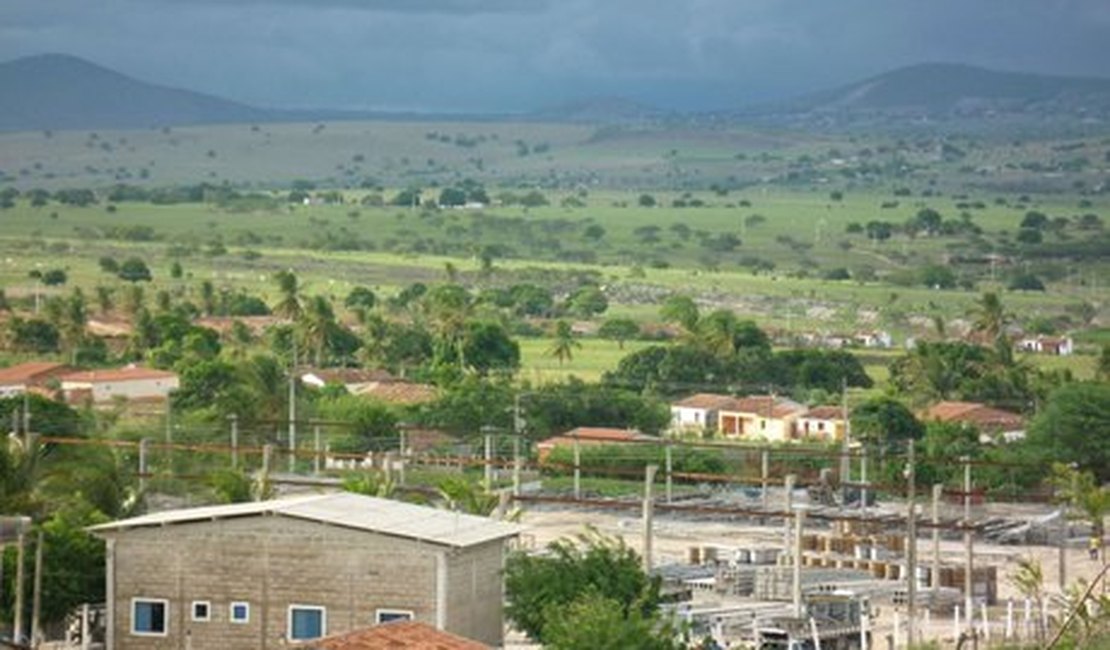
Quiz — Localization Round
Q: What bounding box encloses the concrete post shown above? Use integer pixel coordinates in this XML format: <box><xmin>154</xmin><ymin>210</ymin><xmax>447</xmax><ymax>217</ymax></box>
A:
<box><xmin>13</xmin><ymin>532</ymin><xmax>25</xmax><ymax>643</ymax></box>
<box><xmin>81</xmin><ymin>603</ymin><xmax>90</xmax><ymax>650</ymax></box>
<box><xmin>643</xmin><ymin>465</ymin><xmax>658</xmax><ymax>573</ymax></box>
<box><xmin>398</xmin><ymin>428</ymin><xmax>407</xmax><ymax>486</ymax></box>
<box><xmin>512</xmin><ymin>435</ymin><xmax>521</xmax><ymax>497</ymax></box>
<box><xmin>963</xmin><ymin>456</ymin><xmax>976</xmax><ymax>648</ymax></box>
<box><xmin>229</xmin><ymin>413</ymin><xmax>239</xmax><ymax>469</ymax></box>
<box><xmin>860</xmin><ymin>449</ymin><xmax>869</xmax><ymax>511</ymax></box>
<box><xmin>665</xmin><ymin>444</ymin><xmax>673</xmax><ymax>503</ymax></box>
<box><xmin>573</xmin><ymin>434</ymin><xmax>581</xmax><ymax>500</ymax></box>
<box><xmin>906</xmin><ymin>443</ymin><xmax>917</xmax><ymax>646</ymax></box>
<box><xmin>784</xmin><ymin>474</ymin><xmax>796</xmax><ymax>550</ymax></box>
<box><xmin>138</xmin><ymin>438</ymin><xmax>149</xmax><ymax>494</ymax></box>
<box><xmin>484</xmin><ymin>433</ymin><xmax>494</xmax><ymax>491</ymax></box>
<box><xmin>932</xmin><ymin>483</ymin><xmax>943</xmax><ymax>590</ymax></box>
<box><xmin>31</xmin><ymin>531</ymin><xmax>43</xmax><ymax>645</ymax></box>
<box><xmin>313</xmin><ymin>421</ymin><xmax>322</xmax><ymax>476</ymax></box>
<box><xmin>793</xmin><ymin>508</ymin><xmax>806</xmax><ymax>618</ymax></box>
<box><xmin>761</xmin><ymin>449</ymin><xmax>770</xmax><ymax>515</ymax></box>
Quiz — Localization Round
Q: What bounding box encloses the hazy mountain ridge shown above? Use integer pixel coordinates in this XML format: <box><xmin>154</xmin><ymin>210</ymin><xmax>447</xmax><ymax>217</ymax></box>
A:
<box><xmin>4</xmin><ymin>54</ymin><xmax>1110</xmax><ymax>132</ymax></box>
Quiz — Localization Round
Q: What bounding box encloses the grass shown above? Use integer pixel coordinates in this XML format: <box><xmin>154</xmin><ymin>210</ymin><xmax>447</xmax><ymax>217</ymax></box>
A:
<box><xmin>517</xmin><ymin>337</ymin><xmax>655</xmax><ymax>384</ymax></box>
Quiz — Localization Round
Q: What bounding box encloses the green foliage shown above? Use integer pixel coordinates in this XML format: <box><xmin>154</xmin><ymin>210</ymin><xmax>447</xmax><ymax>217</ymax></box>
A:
<box><xmin>117</xmin><ymin>257</ymin><xmax>152</xmax><ymax>282</ymax></box>
<box><xmin>206</xmin><ymin>469</ymin><xmax>254</xmax><ymax>504</ymax></box>
<box><xmin>548</xmin><ymin>320</ymin><xmax>581</xmax><ymax>366</ymax></box>
<box><xmin>889</xmin><ymin>340</ymin><xmax>1032</xmax><ymax>411</ymax></box>
<box><xmin>523</xmin><ymin>378</ymin><xmax>671</xmax><ymax>436</ymax></box>
<box><xmin>598</xmin><ymin>318</ymin><xmax>641</xmax><ymax>349</ymax></box>
<box><xmin>344</xmin><ymin>286</ymin><xmax>377</xmax><ymax>311</ymax></box>
<box><xmin>541</xmin><ymin>591</ymin><xmax>682</xmax><ymax>650</ymax></box>
<box><xmin>1026</xmin><ymin>382</ymin><xmax>1110</xmax><ymax>481</ymax></box>
<box><xmin>850</xmin><ymin>396</ymin><xmax>923</xmax><ymax>448</ymax></box>
<box><xmin>545</xmin><ymin>443</ymin><xmax>725</xmax><ymax>476</ymax></box>
<box><xmin>316</xmin><ymin>394</ymin><xmax>400</xmax><ymax>453</ymax></box>
<box><xmin>0</xmin><ymin>394</ymin><xmax>83</xmax><ymax>437</ymax></box>
<box><xmin>5</xmin><ymin>317</ymin><xmax>61</xmax><ymax>353</ymax></box>
<box><xmin>565</xmin><ymin>285</ymin><xmax>609</xmax><ymax>318</ymax></box>
<box><xmin>418</xmin><ymin>376</ymin><xmax>514</xmax><ymax>434</ymax></box>
<box><xmin>504</xmin><ymin>529</ymin><xmax>662</xmax><ymax>643</ymax></box>
<box><xmin>772</xmin><ymin>349</ymin><xmax>873</xmax><ymax>392</ymax></box>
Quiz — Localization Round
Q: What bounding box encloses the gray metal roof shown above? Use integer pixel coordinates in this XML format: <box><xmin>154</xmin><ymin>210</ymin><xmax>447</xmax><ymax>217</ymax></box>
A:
<box><xmin>88</xmin><ymin>492</ymin><xmax>522</xmax><ymax>548</ymax></box>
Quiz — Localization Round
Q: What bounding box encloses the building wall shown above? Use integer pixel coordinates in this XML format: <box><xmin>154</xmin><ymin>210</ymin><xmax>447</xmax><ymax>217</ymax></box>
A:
<box><xmin>718</xmin><ymin>413</ymin><xmax>797</xmax><ymax>441</ymax></box>
<box><xmin>670</xmin><ymin>407</ymin><xmax>714</xmax><ymax>431</ymax></box>
<box><xmin>444</xmin><ymin>539</ymin><xmax>505</xmax><ymax>645</ymax></box>
<box><xmin>0</xmin><ymin>383</ymin><xmax>27</xmax><ymax>398</ymax></box>
<box><xmin>65</xmin><ymin>377</ymin><xmax>179</xmax><ymax>402</ymax></box>
<box><xmin>103</xmin><ymin>515</ymin><xmax>506</xmax><ymax>650</ymax></box>
<box><xmin>797</xmin><ymin>419</ymin><xmax>846</xmax><ymax>442</ymax></box>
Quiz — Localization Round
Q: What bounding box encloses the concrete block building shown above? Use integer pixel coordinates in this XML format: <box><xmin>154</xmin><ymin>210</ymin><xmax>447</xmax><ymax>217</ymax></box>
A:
<box><xmin>89</xmin><ymin>493</ymin><xmax>521</xmax><ymax>649</ymax></box>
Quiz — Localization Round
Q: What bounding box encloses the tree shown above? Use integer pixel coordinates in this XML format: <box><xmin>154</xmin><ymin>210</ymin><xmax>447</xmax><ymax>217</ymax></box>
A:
<box><xmin>548</xmin><ymin>321</ymin><xmax>581</xmax><ymax>366</ymax></box>
<box><xmin>94</xmin><ymin>285</ymin><xmax>114</xmax><ymax>315</ymax></box>
<box><xmin>1009</xmin><ymin>273</ymin><xmax>1045</xmax><ymax>291</ymax></box>
<box><xmin>659</xmin><ymin>295</ymin><xmax>699</xmax><ymax>334</ymax></box>
<box><xmin>117</xmin><ymin>257</ymin><xmax>152</xmax><ymax>283</ymax></box>
<box><xmin>344</xmin><ymin>286</ymin><xmax>376</xmax><ymax>312</ymax></box>
<box><xmin>1097</xmin><ymin>345</ymin><xmax>1110</xmax><ymax>382</ymax></box>
<box><xmin>565</xmin><ymin>285</ymin><xmax>608</xmax><ymax>318</ymax></box>
<box><xmin>1026</xmin><ymin>382</ymin><xmax>1110</xmax><ymax>481</ymax></box>
<box><xmin>316</xmin><ymin>395</ymin><xmax>399</xmax><ymax>452</ymax></box>
<box><xmin>850</xmin><ymin>396</ymin><xmax>923</xmax><ymax>449</ymax></box>
<box><xmin>1049</xmin><ymin>463</ymin><xmax>1110</xmax><ymax>558</ymax></box>
<box><xmin>5</xmin><ymin>317</ymin><xmax>60</xmax><ymax>353</ymax></box>
<box><xmin>637</xmin><ymin>194</ymin><xmax>657</xmax><ymax>207</ymax></box>
<box><xmin>40</xmin><ymin>268</ymin><xmax>68</xmax><ymax>286</ymax></box>
<box><xmin>169</xmin><ymin>261</ymin><xmax>183</xmax><ymax>279</ymax></box>
<box><xmin>970</xmin><ymin>292</ymin><xmax>1010</xmax><ymax>344</ymax></box>
<box><xmin>598</xmin><ymin>318</ymin><xmax>640</xmax><ymax>349</ymax></box>
<box><xmin>504</xmin><ymin>530</ymin><xmax>663</xmax><ymax>644</ymax></box>
<box><xmin>460</xmin><ymin>321</ymin><xmax>520</xmax><ymax>376</ymax></box>
<box><xmin>541</xmin><ymin>591</ymin><xmax>681</xmax><ymax>650</ymax></box>
<box><xmin>297</xmin><ymin>295</ymin><xmax>337</xmax><ymax>366</ymax></box>
<box><xmin>272</xmin><ymin>270</ymin><xmax>303</xmax><ymax>320</ymax></box>
<box><xmin>920</xmin><ymin>264</ymin><xmax>956</xmax><ymax>289</ymax></box>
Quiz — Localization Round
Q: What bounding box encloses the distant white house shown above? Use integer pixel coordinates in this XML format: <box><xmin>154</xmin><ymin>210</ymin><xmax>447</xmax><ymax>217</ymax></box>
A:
<box><xmin>1016</xmin><ymin>335</ymin><xmax>1073</xmax><ymax>356</ymax></box>
<box><xmin>300</xmin><ymin>368</ymin><xmax>395</xmax><ymax>393</ymax></box>
<box><xmin>59</xmin><ymin>365</ymin><xmax>179</xmax><ymax>403</ymax></box>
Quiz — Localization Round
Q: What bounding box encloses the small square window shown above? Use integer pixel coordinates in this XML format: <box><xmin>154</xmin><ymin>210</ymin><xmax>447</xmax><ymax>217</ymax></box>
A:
<box><xmin>375</xmin><ymin>609</ymin><xmax>414</xmax><ymax>624</ymax></box>
<box><xmin>191</xmin><ymin>601</ymin><xmax>211</xmax><ymax>622</ymax></box>
<box><xmin>132</xmin><ymin>598</ymin><xmax>168</xmax><ymax>636</ymax></box>
<box><xmin>230</xmin><ymin>602</ymin><xmax>250</xmax><ymax>624</ymax></box>
<box><xmin>289</xmin><ymin>605</ymin><xmax>326</xmax><ymax>641</ymax></box>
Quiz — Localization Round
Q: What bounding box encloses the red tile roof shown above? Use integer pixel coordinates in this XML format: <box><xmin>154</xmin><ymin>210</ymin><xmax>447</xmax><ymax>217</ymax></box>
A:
<box><xmin>355</xmin><ymin>381</ymin><xmax>438</xmax><ymax>405</ymax></box>
<box><xmin>923</xmin><ymin>401</ymin><xmax>1024</xmax><ymax>430</ymax></box>
<box><xmin>672</xmin><ymin>393</ymin><xmax>739</xmax><ymax>410</ymax></box>
<box><xmin>60</xmin><ymin>366</ymin><xmax>178</xmax><ymax>384</ymax></box>
<box><xmin>0</xmin><ymin>362</ymin><xmax>69</xmax><ymax>386</ymax></box>
<box><xmin>803</xmin><ymin>406</ymin><xmax>847</xmax><ymax>420</ymax></box>
<box><xmin>721</xmin><ymin>396</ymin><xmax>807</xmax><ymax>419</ymax></box>
<box><xmin>536</xmin><ymin>427</ymin><xmax>658</xmax><ymax>451</ymax></box>
<box><xmin>293</xmin><ymin>621</ymin><xmax>489</xmax><ymax>650</ymax></box>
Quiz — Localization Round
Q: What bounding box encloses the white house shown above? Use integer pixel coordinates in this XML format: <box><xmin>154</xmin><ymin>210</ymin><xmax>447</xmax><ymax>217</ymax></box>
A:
<box><xmin>59</xmin><ymin>365</ymin><xmax>179</xmax><ymax>403</ymax></box>
<box><xmin>670</xmin><ymin>394</ymin><xmax>738</xmax><ymax>432</ymax></box>
<box><xmin>300</xmin><ymin>368</ymin><xmax>395</xmax><ymax>393</ymax></box>
<box><xmin>1017</xmin><ymin>335</ymin><xmax>1074</xmax><ymax>356</ymax></box>
<box><xmin>0</xmin><ymin>361</ymin><xmax>69</xmax><ymax>398</ymax></box>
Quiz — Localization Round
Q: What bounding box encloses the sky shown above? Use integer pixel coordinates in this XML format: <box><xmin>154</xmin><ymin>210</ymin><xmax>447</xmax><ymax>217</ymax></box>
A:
<box><xmin>2</xmin><ymin>0</ymin><xmax>1110</xmax><ymax>113</ymax></box>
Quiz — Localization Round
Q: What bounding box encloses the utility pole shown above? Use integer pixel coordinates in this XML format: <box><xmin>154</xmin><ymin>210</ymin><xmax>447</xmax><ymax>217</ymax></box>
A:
<box><xmin>573</xmin><ymin>433</ymin><xmax>581</xmax><ymax>500</ymax></box>
<box><xmin>483</xmin><ymin>431</ymin><xmax>494</xmax><ymax>491</ymax></box>
<box><xmin>932</xmin><ymin>483</ymin><xmax>944</xmax><ymax>595</ymax></box>
<box><xmin>643</xmin><ymin>465</ymin><xmax>658</xmax><ymax>573</ymax></box>
<box><xmin>138</xmin><ymin>438</ymin><xmax>149</xmax><ymax>494</ymax></box>
<box><xmin>288</xmin><ymin>351</ymin><xmax>297</xmax><ymax>473</ymax></box>
<box><xmin>512</xmin><ymin>394</ymin><xmax>523</xmax><ymax>497</ymax></box>
<box><xmin>793</xmin><ymin>508</ymin><xmax>806</xmax><ymax>618</ymax></box>
<box><xmin>906</xmin><ymin>443</ymin><xmax>917</xmax><ymax>646</ymax></box>
<box><xmin>313</xmin><ymin>421</ymin><xmax>322</xmax><ymax>476</ymax></box>
<box><xmin>665</xmin><ymin>444</ymin><xmax>673</xmax><ymax>503</ymax></box>
<box><xmin>860</xmin><ymin>448</ymin><xmax>869</xmax><ymax>512</ymax></box>
<box><xmin>31</xmin><ymin>531</ymin><xmax>43</xmax><ymax>646</ymax></box>
<box><xmin>840</xmin><ymin>379</ymin><xmax>851</xmax><ymax>508</ymax></box>
<box><xmin>963</xmin><ymin>456</ymin><xmax>976</xmax><ymax>647</ymax></box>
<box><xmin>784</xmin><ymin>474</ymin><xmax>796</xmax><ymax>550</ymax></box>
<box><xmin>13</xmin><ymin>531</ymin><xmax>25</xmax><ymax>643</ymax></box>
<box><xmin>761</xmin><ymin>449</ymin><xmax>770</xmax><ymax>516</ymax></box>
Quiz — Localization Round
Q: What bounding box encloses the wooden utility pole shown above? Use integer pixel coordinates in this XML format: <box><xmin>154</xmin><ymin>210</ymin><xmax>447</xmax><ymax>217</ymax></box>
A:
<box><xmin>13</xmin><ymin>531</ymin><xmax>25</xmax><ymax>643</ymax></box>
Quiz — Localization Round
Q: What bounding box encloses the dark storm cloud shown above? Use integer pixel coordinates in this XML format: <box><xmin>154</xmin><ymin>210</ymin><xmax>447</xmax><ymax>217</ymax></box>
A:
<box><xmin>1</xmin><ymin>0</ymin><xmax>1108</xmax><ymax>112</ymax></box>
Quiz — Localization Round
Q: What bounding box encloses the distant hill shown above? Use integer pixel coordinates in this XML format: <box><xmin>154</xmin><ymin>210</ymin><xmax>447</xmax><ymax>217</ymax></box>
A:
<box><xmin>529</xmin><ymin>96</ymin><xmax>667</xmax><ymax>124</ymax></box>
<box><xmin>0</xmin><ymin>53</ymin><xmax>274</xmax><ymax>131</ymax></box>
<box><xmin>747</xmin><ymin>63</ymin><xmax>1110</xmax><ymax>123</ymax></box>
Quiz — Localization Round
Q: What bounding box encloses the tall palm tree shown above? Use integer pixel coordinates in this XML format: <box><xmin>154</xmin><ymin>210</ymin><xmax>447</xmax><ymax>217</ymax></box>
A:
<box><xmin>970</xmin><ymin>292</ymin><xmax>1009</xmax><ymax>343</ymax></box>
<box><xmin>548</xmin><ymin>320</ymin><xmax>580</xmax><ymax>366</ymax></box>
<box><xmin>272</xmin><ymin>270</ymin><xmax>303</xmax><ymax>320</ymax></box>
<box><xmin>297</xmin><ymin>295</ymin><xmax>335</xmax><ymax>367</ymax></box>
<box><xmin>199</xmin><ymin>280</ymin><xmax>216</xmax><ymax>316</ymax></box>
<box><xmin>62</xmin><ymin>290</ymin><xmax>88</xmax><ymax>363</ymax></box>
<box><xmin>425</xmin><ymin>284</ymin><xmax>472</xmax><ymax>368</ymax></box>
<box><xmin>697</xmin><ymin>309</ymin><xmax>739</xmax><ymax>356</ymax></box>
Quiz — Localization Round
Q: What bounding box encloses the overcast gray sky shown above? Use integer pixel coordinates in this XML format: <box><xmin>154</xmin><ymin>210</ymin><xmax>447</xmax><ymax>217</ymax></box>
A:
<box><xmin>2</xmin><ymin>0</ymin><xmax>1109</xmax><ymax>112</ymax></box>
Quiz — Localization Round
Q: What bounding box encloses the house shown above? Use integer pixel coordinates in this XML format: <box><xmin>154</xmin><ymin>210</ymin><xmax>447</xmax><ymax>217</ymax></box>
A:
<box><xmin>0</xmin><ymin>361</ymin><xmax>70</xmax><ymax>398</ymax></box>
<box><xmin>717</xmin><ymin>396</ymin><xmax>807</xmax><ymax>442</ymax></box>
<box><xmin>536</xmin><ymin>427</ymin><xmax>658</xmax><ymax>463</ymax></box>
<box><xmin>1017</xmin><ymin>335</ymin><xmax>1074</xmax><ymax>356</ymax></box>
<box><xmin>88</xmin><ymin>493</ymin><xmax>521</xmax><ymax>649</ymax></box>
<box><xmin>293</xmin><ymin>620</ymin><xmax>489</xmax><ymax>649</ymax></box>
<box><xmin>922</xmin><ymin>401</ymin><xmax>1026</xmax><ymax>441</ymax></box>
<box><xmin>670</xmin><ymin>393</ymin><xmax>738</xmax><ymax>433</ymax></box>
<box><xmin>57</xmin><ymin>365</ymin><xmax>179</xmax><ymax>404</ymax></box>
<box><xmin>796</xmin><ymin>406</ymin><xmax>848</xmax><ymax>442</ymax></box>
<box><xmin>853</xmin><ymin>331</ymin><xmax>893</xmax><ymax>349</ymax></box>
<box><xmin>300</xmin><ymin>368</ymin><xmax>395</xmax><ymax>394</ymax></box>
<box><xmin>354</xmin><ymin>381</ymin><xmax>438</xmax><ymax>406</ymax></box>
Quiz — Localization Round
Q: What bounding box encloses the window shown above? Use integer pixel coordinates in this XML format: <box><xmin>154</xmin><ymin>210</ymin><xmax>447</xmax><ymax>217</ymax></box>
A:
<box><xmin>818</xmin><ymin>422</ymin><xmax>826</xmax><ymax>432</ymax></box>
<box><xmin>132</xmin><ymin>598</ymin><xmax>168</xmax><ymax>636</ymax></box>
<box><xmin>230</xmin><ymin>602</ymin><xmax>250</xmax><ymax>624</ymax></box>
<box><xmin>760</xmin><ymin>419</ymin><xmax>767</xmax><ymax>430</ymax></box>
<box><xmin>191</xmin><ymin>601</ymin><xmax>211</xmax><ymax>622</ymax></box>
<box><xmin>375</xmin><ymin>609</ymin><xmax>414</xmax><ymax>624</ymax></box>
<box><xmin>288</xmin><ymin>605</ymin><xmax>326</xmax><ymax>641</ymax></box>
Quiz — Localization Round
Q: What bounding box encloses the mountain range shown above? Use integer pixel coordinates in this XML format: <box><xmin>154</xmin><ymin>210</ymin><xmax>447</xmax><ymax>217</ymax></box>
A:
<box><xmin>3</xmin><ymin>53</ymin><xmax>1110</xmax><ymax>131</ymax></box>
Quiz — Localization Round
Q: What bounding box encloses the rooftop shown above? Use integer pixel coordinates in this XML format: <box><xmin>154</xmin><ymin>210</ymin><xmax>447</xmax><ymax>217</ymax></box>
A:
<box><xmin>0</xmin><ymin>361</ymin><xmax>68</xmax><ymax>386</ymax></box>
<box><xmin>803</xmin><ymin>406</ymin><xmax>847</xmax><ymax>420</ymax></box>
<box><xmin>88</xmin><ymin>492</ymin><xmax>521</xmax><ymax>548</ymax></box>
<box><xmin>302</xmin><ymin>367</ymin><xmax>395</xmax><ymax>385</ymax></box>
<box><xmin>293</xmin><ymin>621</ymin><xmax>489</xmax><ymax>650</ymax></box>
<box><xmin>672</xmin><ymin>393</ymin><xmax>739</xmax><ymax>410</ymax></box>
<box><xmin>923</xmin><ymin>401</ymin><xmax>1024</xmax><ymax>430</ymax></box>
<box><xmin>538</xmin><ymin>427</ymin><xmax>658</xmax><ymax>446</ymax></box>
<box><xmin>722</xmin><ymin>396</ymin><xmax>807</xmax><ymax>418</ymax></box>
<box><xmin>59</xmin><ymin>365</ymin><xmax>178</xmax><ymax>383</ymax></box>
<box><xmin>355</xmin><ymin>381</ymin><xmax>438</xmax><ymax>405</ymax></box>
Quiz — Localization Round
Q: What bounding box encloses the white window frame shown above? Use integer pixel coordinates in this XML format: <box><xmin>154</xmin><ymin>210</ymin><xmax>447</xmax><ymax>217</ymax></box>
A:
<box><xmin>375</xmin><ymin>608</ymin><xmax>415</xmax><ymax>624</ymax></box>
<box><xmin>287</xmin><ymin>604</ymin><xmax>327</xmax><ymax>641</ymax></box>
<box><xmin>230</xmin><ymin>601</ymin><xmax>251</xmax><ymax>624</ymax></box>
<box><xmin>131</xmin><ymin>597</ymin><xmax>169</xmax><ymax>637</ymax></box>
<box><xmin>190</xmin><ymin>600</ymin><xmax>211</xmax><ymax>622</ymax></box>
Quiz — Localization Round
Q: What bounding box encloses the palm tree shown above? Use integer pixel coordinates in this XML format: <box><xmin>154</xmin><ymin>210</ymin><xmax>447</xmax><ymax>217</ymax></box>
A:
<box><xmin>425</xmin><ymin>284</ymin><xmax>472</xmax><ymax>368</ymax></box>
<box><xmin>272</xmin><ymin>270</ymin><xmax>303</xmax><ymax>320</ymax></box>
<box><xmin>548</xmin><ymin>320</ymin><xmax>580</xmax><ymax>366</ymax></box>
<box><xmin>297</xmin><ymin>295</ymin><xmax>335</xmax><ymax>367</ymax></box>
<box><xmin>94</xmin><ymin>285</ymin><xmax>114</xmax><ymax>316</ymax></box>
<box><xmin>697</xmin><ymin>309</ymin><xmax>739</xmax><ymax>356</ymax></box>
<box><xmin>62</xmin><ymin>290</ymin><xmax>88</xmax><ymax>363</ymax></box>
<box><xmin>970</xmin><ymin>292</ymin><xmax>1009</xmax><ymax>344</ymax></box>
<box><xmin>199</xmin><ymin>280</ymin><xmax>216</xmax><ymax>316</ymax></box>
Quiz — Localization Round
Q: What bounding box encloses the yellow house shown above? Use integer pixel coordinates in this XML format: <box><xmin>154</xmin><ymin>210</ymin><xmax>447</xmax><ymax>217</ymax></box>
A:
<box><xmin>717</xmin><ymin>396</ymin><xmax>807</xmax><ymax>442</ymax></box>
<box><xmin>795</xmin><ymin>406</ymin><xmax>848</xmax><ymax>443</ymax></box>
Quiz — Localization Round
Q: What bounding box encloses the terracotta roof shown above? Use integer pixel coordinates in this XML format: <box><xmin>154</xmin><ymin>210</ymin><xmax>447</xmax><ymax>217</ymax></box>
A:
<box><xmin>303</xmin><ymin>368</ymin><xmax>395</xmax><ymax>385</ymax></box>
<box><xmin>294</xmin><ymin>621</ymin><xmax>488</xmax><ymax>650</ymax></box>
<box><xmin>0</xmin><ymin>362</ymin><xmax>69</xmax><ymax>386</ymax></box>
<box><xmin>721</xmin><ymin>396</ymin><xmax>807</xmax><ymax>419</ymax></box>
<box><xmin>538</xmin><ymin>427</ymin><xmax>658</xmax><ymax>447</ymax></box>
<box><xmin>60</xmin><ymin>366</ymin><xmax>178</xmax><ymax>384</ymax></box>
<box><xmin>803</xmin><ymin>406</ymin><xmax>847</xmax><ymax>420</ymax></box>
<box><xmin>923</xmin><ymin>401</ymin><xmax>1024</xmax><ymax>430</ymax></box>
<box><xmin>355</xmin><ymin>381</ymin><xmax>438</xmax><ymax>405</ymax></box>
<box><xmin>672</xmin><ymin>393</ymin><xmax>739</xmax><ymax>410</ymax></box>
